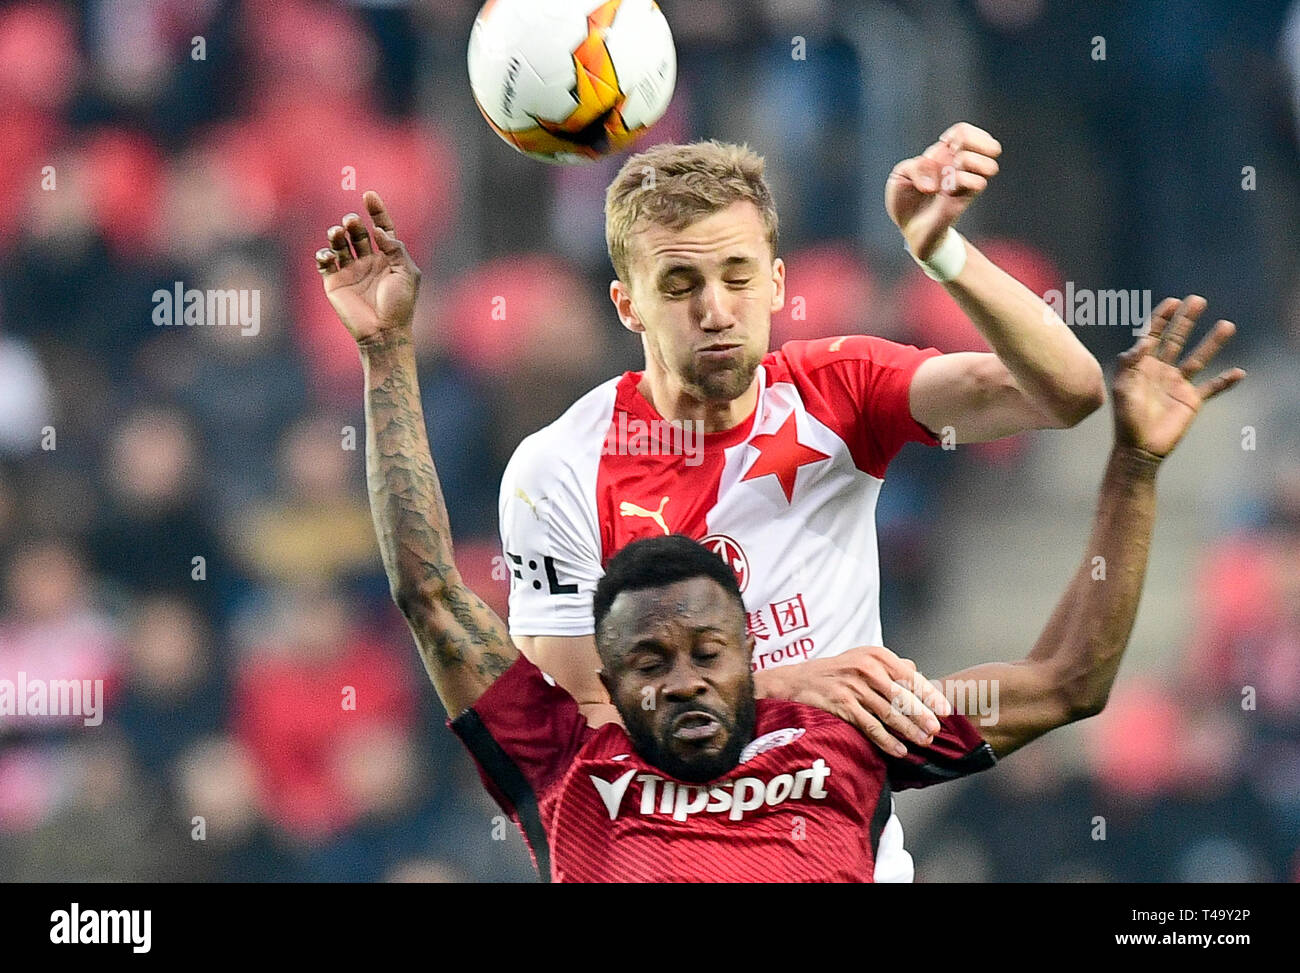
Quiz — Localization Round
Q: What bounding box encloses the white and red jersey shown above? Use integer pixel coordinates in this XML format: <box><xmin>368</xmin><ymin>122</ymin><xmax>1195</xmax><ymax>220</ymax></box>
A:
<box><xmin>499</xmin><ymin>335</ymin><xmax>941</xmax><ymax>663</ymax></box>
<box><xmin>497</xmin><ymin>335</ymin><xmax>942</xmax><ymax>881</ymax></box>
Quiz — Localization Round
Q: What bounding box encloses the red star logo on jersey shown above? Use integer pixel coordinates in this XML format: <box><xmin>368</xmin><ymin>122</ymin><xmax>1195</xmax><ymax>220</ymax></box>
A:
<box><xmin>740</xmin><ymin>411</ymin><xmax>830</xmax><ymax>503</ymax></box>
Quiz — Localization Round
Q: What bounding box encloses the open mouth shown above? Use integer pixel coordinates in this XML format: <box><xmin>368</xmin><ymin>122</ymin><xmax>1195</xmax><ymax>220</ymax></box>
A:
<box><xmin>671</xmin><ymin>710</ymin><xmax>723</xmax><ymax>742</ymax></box>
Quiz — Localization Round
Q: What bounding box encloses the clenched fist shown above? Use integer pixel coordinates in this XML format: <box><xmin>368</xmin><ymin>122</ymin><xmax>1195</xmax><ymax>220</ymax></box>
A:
<box><xmin>886</xmin><ymin>121</ymin><xmax>1001</xmax><ymax>261</ymax></box>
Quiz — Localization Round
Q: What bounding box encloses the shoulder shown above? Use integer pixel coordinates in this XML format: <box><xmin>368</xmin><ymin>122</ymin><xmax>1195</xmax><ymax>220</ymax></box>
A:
<box><xmin>746</xmin><ymin>700</ymin><xmax>880</xmax><ymax>772</ymax></box>
<box><xmin>502</xmin><ymin>376</ymin><xmax>624</xmax><ymax>491</ymax></box>
<box><xmin>576</xmin><ymin>722</ymin><xmax>640</xmax><ymax>760</ymax></box>
<box><xmin>887</xmin><ymin>713</ymin><xmax>998</xmax><ymax>791</ymax></box>
<box><xmin>767</xmin><ymin>336</ymin><xmax>942</xmax><ymax>473</ymax></box>
<box><xmin>753</xmin><ymin>697</ymin><xmax>863</xmax><ymax>738</ymax></box>
<box><xmin>451</xmin><ymin>655</ymin><xmax>589</xmax><ymax>750</ymax></box>
<box><xmin>770</xmin><ymin>336</ymin><xmax>941</xmax><ymax>379</ymax></box>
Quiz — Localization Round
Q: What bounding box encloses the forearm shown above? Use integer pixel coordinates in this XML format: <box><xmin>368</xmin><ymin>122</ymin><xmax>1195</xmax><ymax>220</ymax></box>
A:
<box><xmin>360</xmin><ymin>330</ymin><xmax>516</xmax><ymax>712</ymax></box>
<box><xmin>945</xmin><ymin>445</ymin><xmax>1159</xmax><ymax>757</ymax></box>
<box><xmin>936</xmin><ymin>294</ymin><xmax>1242</xmax><ymax>757</ymax></box>
<box><xmin>944</xmin><ymin>240</ymin><xmax>1103</xmax><ymax>424</ymax></box>
<box><xmin>362</xmin><ymin>330</ymin><xmax>453</xmax><ymax>603</ymax></box>
<box><xmin>1026</xmin><ymin>445</ymin><xmax>1160</xmax><ymax>714</ymax></box>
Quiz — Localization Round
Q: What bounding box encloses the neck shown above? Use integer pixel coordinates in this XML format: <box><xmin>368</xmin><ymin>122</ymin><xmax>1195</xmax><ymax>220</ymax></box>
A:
<box><xmin>638</xmin><ymin>359</ymin><xmax>760</xmax><ymax>434</ymax></box>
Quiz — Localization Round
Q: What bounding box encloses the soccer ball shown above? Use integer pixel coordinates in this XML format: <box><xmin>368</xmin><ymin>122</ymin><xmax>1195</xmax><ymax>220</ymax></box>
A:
<box><xmin>467</xmin><ymin>0</ymin><xmax>677</xmax><ymax>164</ymax></box>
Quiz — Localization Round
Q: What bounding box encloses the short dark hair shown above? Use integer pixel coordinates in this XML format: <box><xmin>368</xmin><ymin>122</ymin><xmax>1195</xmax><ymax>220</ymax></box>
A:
<box><xmin>593</xmin><ymin>535</ymin><xmax>744</xmax><ymax>656</ymax></box>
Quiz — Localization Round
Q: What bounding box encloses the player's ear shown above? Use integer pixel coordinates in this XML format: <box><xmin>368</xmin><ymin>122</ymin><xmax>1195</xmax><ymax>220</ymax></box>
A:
<box><xmin>769</xmin><ymin>256</ymin><xmax>786</xmax><ymax>314</ymax></box>
<box><xmin>598</xmin><ymin>668</ymin><xmax>614</xmax><ymax>699</ymax></box>
<box><xmin>610</xmin><ymin>279</ymin><xmax>645</xmax><ymax>334</ymax></box>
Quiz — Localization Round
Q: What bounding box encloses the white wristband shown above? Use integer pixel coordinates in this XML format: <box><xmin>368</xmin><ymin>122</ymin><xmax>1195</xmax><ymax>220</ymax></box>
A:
<box><xmin>910</xmin><ymin>227</ymin><xmax>967</xmax><ymax>283</ymax></box>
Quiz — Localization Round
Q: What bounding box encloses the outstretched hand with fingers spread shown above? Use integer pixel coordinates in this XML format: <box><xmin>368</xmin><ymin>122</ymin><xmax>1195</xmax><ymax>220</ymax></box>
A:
<box><xmin>316</xmin><ymin>191</ymin><xmax>422</xmax><ymax>346</ymax></box>
<box><xmin>1112</xmin><ymin>295</ymin><xmax>1246</xmax><ymax>459</ymax></box>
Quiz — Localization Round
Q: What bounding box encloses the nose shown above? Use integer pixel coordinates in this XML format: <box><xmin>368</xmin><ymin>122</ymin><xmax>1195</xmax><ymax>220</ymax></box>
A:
<box><xmin>697</xmin><ymin>281</ymin><xmax>736</xmax><ymax>332</ymax></box>
<box><xmin>661</xmin><ymin>656</ymin><xmax>708</xmax><ymax>702</ymax></box>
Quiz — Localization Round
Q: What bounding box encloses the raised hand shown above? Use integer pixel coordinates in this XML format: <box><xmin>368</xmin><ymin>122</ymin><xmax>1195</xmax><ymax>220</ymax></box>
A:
<box><xmin>316</xmin><ymin>190</ymin><xmax>421</xmax><ymax>345</ymax></box>
<box><xmin>886</xmin><ymin>122</ymin><xmax>1002</xmax><ymax>260</ymax></box>
<box><xmin>1112</xmin><ymin>295</ymin><xmax>1245</xmax><ymax>459</ymax></box>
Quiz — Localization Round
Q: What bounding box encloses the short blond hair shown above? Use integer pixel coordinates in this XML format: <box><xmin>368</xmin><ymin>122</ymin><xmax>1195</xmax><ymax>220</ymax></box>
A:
<box><xmin>604</xmin><ymin>140</ymin><xmax>779</xmax><ymax>286</ymax></box>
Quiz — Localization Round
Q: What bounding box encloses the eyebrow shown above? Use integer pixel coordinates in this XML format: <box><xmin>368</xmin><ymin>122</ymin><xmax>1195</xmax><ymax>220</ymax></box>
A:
<box><xmin>656</xmin><ymin>257</ymin><xmax>757</xmax><ymax>286</ymax></box>
<box><xmin>623</xmin><ymin>641</ymin><xmax>665</xmax><ymax>657</ymax></box>
<box><xmin>624</xmin><ymin>623</ymin><xmax>730</xmax><ymax>653</ymax></box>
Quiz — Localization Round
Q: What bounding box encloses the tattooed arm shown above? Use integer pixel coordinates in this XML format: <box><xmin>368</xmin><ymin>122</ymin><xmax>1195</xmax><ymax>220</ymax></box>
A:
<box><xmin>317</xmin><ymin>191</ymin><xmax>518</xmax><ymax>716</ymax></box>
<box><xmin>361</xmin><ymin>331</ymin><xmax>518</xmax><ymax>713</ymax></box>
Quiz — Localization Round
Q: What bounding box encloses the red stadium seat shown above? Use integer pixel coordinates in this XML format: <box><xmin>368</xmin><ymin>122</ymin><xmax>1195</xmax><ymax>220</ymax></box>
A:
<box><xmin>439</xmin><ymin>255</ymin><xmax>606</xmax><ymax>377</ymax></box>
<box><xmin>0</xmin><ymin>3</ymin><xmax>78</xmax><ymax>112</ymax></box>
<box><xmin>770</xmin><ymin>243</ymin><xmax>879</xmax><ymax>348</ymax></box>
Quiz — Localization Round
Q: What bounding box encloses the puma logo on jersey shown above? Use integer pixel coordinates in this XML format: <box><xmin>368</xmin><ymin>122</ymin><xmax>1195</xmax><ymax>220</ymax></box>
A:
<box><xmin>619</xmin><ymin>496</ymin><xmax>671</xmax><ymax>535</ymax></box>
<box><xmin>514</xmin><ymin>487</ymin><xmax>541</xmax><ymax>519</ymax></box>
<box><xmin>590</xmin><ymin>759</ymin><xmax>832</xmax><ymax>822</ymax></box>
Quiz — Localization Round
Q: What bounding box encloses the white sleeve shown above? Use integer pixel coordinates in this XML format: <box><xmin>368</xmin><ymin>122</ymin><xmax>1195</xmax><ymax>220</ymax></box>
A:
<box><xmin>872</xmin><ymin>799</ymin><xmax>915</xmax><ymax>883</ymax></box>
<box><xmin>498</xmin><ymin>432</ymin><xmax>604</xmax><ymax>638</ymax></box>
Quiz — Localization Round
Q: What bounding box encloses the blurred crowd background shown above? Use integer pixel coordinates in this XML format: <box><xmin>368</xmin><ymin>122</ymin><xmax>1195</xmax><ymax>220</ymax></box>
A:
<box><xmin>0</xmin><ymin>0</ymin><xmax>1298</xmax><ymax>882</ymax></box>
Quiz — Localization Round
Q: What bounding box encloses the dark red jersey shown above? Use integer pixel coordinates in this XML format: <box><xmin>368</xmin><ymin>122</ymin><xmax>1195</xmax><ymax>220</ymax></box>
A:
<box><xmin>451</xmin><ymin>656</ymin><xmax>995</xmax><ymax>882</ymax></box>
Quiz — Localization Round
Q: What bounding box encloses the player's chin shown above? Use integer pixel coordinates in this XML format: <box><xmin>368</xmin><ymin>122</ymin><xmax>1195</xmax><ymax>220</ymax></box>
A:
<box><xmin>660</xmin><ymin>731</ymin><xmax>733</xmax><ymax>781</ymax></box>
<box><xmin>690</xmin><ymin>360</ymin><xmax>758</xmax><ymax>401</ymax></box>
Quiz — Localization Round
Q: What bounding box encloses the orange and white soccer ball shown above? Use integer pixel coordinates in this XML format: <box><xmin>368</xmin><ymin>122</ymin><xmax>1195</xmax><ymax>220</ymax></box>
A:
<box><xmin>467</xmin><ymin>0</ymin><xmax>677</xmax><ymax>164</ymax></box>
